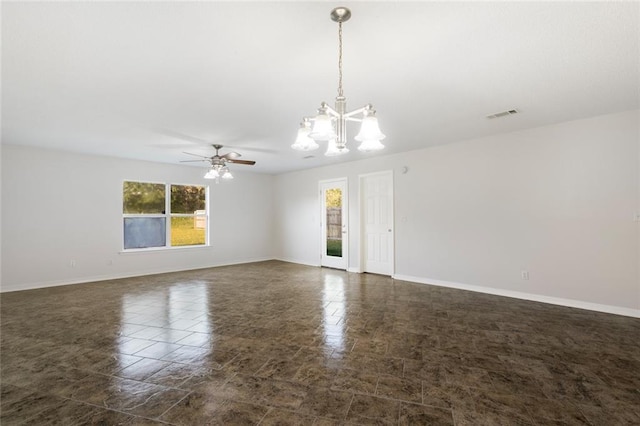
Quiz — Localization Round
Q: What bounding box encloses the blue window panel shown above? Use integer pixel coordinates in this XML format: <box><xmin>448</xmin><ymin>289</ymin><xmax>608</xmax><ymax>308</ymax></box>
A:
<box><xmin>124</xmin><ymin>217</ymin><xmax>166</xmax><ymax>249</ymax></box>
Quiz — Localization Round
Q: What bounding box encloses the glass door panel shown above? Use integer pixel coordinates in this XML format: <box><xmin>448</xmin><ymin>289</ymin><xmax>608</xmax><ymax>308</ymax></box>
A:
<box><xmin>325</xmin><ymin>188</ymin><xmax>343</xmax><ymax>257</ymax></box>
<box><xmin>320</xmin><ymin>179</ymin><xmax>347</xmax><ymax>270</ymax></box>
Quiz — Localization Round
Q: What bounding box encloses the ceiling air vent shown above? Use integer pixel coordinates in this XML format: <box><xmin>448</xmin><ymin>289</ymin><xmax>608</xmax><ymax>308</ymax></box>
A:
<box><xmin>487</xmin><ymin>109</ymin><xmax>519</xmax><ymax>119</ymax></box>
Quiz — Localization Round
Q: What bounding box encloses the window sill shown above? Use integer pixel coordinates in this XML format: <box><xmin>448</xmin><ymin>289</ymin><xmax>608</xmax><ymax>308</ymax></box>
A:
<box><xmin>119</xmin><ymin>245</ymin><xmax>210</xmax><ymax>255</ymax></box>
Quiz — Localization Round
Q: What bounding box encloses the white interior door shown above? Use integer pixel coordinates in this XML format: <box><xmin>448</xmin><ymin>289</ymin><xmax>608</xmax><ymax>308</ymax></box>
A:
<box><xmin>362</xmin><ymin>171</ymin><xmax>393</xmax><ymax>275</ymax></box>
<box><xmin>320</xmin><ymin>179</ymin><xmax>348</xmax><ymax>270</ymax></box>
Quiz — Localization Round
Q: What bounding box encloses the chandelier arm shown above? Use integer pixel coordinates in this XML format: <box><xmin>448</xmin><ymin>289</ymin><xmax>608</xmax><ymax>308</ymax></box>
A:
<box><xmin>324</xmin><ymin>105</ymin><xmax>340</xmax><ymax>117</ymax></box>
<box><xmin>343</xmin><ymin>106</ymin><xmax>369</xmax><ymax>118</ymax></box>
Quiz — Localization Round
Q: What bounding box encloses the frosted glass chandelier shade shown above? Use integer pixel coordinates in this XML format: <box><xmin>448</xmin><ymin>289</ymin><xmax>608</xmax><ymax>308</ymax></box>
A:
<box><xmin>355</xmin><ymin>115</ymin><xmax>385</xmax><ymax>142</ymax></box>
<box><xmin>291</xmin><ymin>122</ymin><xmax>319</xmax><ymax>151</ymax></box>
<box><xmin>357</xmin><ymin>139</ymin><xmax>385</xmax><ymax>152</ymax></box>
<box><xmin>308</xmin><ymin>113</ymin><xmax>336</xmax><ymax>141</ymax></box>
<box><xmin>324</xmin><ymin>139</ymin><xmax>349</xmax><ymax>156</ymax></box>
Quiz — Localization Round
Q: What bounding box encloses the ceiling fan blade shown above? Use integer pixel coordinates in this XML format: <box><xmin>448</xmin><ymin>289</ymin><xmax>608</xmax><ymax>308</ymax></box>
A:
<box><xmin>182</xmin><ymin>151</ymin><xmax>210</xmax><ymax>159</ymax></box>
<box><xmin>222</xmin><ymin>151</ymin><xmax>241</xmax><ymax>160</ymax></box>
<box><xmin>227</xmin><ymin>159</ymin><xmax>256</xmax><ymax>165</ymax></box>
<box><xmin>180</xmin><ymin>159</ymin><xmax>208</xmax><ymax>163</ymax></box>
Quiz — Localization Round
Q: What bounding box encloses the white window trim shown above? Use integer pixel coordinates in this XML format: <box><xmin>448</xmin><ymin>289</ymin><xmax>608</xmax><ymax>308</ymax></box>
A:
<box><xmin>122</xmin><ymin>181</ymin><xmax>209</xmax><ymax>251</ymax></box>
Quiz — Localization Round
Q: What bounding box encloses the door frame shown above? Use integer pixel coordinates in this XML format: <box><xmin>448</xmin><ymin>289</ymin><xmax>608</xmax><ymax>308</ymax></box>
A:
<box><xmin>358</xmin><ymin>170</ymin><xmax>395</xmax><ymax>276</ymax></box>
<box><xmin>319</xmin><ymin>178</ymin><xmax>349</xmax><ymax>270</ymax></box>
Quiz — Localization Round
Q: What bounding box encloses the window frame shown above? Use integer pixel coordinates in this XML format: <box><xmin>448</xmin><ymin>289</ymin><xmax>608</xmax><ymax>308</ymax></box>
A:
<box><xmin>122</xmin><ymin>180</ymin><xmax>209</xmax><ymax>252</ymax></box>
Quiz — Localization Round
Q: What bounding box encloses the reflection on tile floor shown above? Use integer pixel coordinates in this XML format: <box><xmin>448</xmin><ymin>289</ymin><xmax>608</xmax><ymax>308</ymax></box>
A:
<box><xmin>1</xmin><ymin>260</ymin><xmax>639</xmax><ymax>425</ymax></box>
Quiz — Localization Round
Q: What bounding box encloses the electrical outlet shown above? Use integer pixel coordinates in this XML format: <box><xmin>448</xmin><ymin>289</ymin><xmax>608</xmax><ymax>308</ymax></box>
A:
<box><xmin>69</xmin><ymin>259</ymin><xmax>76</xmax><ymax>268</ymax></box>
<box><xmin>521</xmin><ymin>270</ymin><xmax>529</xmax><ymax>280</ymax></box>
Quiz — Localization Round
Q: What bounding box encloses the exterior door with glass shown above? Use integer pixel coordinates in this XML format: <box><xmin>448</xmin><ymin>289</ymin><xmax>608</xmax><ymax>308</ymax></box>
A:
<box><xmin>320</xmin><ymin>179</ymin><xmax>348</xmax><ymax>270</ymax></box>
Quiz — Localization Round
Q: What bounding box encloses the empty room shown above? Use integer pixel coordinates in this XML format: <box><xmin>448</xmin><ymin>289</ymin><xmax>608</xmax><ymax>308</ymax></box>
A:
<box><xmin>1</xmin><ymin>1</ymin><xmax>638</xmax><ymax>425</ymax></box>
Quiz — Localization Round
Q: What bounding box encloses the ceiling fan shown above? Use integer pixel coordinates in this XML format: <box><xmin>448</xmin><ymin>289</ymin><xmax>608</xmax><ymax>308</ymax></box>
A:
<box><xmin>181</xmin><ymin>144</ymin><xmax>255</xmax><ymax>181</ymax></box>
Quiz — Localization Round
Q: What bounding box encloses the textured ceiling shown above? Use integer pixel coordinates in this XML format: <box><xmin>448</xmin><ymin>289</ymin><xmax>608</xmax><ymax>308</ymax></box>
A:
<box><xmin>2</xmin><ymin>1</ymin><xmax>639</xmax><ymax>174</ymax></box>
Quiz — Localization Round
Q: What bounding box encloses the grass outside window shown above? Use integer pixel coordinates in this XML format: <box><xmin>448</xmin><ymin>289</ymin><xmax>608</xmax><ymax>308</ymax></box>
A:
<box><xmin>171</xmin><ymin>216</ymin><xmax>206</xmax><ymax>246</ymax></box>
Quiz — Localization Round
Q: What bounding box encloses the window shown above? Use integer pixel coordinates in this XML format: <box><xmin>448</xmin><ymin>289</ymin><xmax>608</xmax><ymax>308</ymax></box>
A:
<box><xmin>123</xmin><ymin>181</ymin><xmax>207</xmax><ymax>250</ymax></box>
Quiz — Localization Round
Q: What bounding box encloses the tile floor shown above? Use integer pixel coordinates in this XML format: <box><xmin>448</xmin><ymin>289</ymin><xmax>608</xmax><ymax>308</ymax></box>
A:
<box><xmin>1</xmin><ymin>260</ymin><xmax>639</xmax><ymax>425</ymax></box>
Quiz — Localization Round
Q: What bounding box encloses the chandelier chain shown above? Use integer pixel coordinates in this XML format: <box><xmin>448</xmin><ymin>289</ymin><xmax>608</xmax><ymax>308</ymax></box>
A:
<box><xmin>338</xmin><ymin>21</ymin><xmax>343</xmax><ymax>98</ymax></box>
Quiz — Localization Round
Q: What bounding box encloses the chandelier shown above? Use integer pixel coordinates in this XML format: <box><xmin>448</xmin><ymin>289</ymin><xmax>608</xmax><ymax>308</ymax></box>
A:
<box><xmin>292</xmin><ymin>7</ymin><xmax>385</xmax><ymax>156</ymax></box>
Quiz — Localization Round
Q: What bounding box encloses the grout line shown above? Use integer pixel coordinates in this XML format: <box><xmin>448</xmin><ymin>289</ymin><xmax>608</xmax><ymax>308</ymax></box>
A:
<box><xmin>343</xmin><ymin>393</ymin><xmax>356</xmax><ymax>422</ymax></box>
<box><xmin>256</xmin><ymin>406</ymin><xmax>273</xmax><ymax>425</ymax></box>
<box><xmin>156</xmin><ymin>390</ymin><xmax>193</xmax><ymax>420</ymax></box>
<box><xmin>63</xmin><ymin>395</ymin><xmax>177</xmax><ymax>425</ymax></box>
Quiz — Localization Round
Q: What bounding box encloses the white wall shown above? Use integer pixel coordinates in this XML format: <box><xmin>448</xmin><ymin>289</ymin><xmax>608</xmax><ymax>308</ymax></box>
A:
<box><xmin>2</xmin><ymin>110</ymin><xmax>638</xmax><ymax>317</ymax></box>
<box><xmin>274</xmin><ymin>110</ymin><xmax>640</xmax><ymax>316</ymax></box>
<box><xmin>1</xmin><ymin>145</ymin><xmax>275</xmax><ymax>291</ymax></box>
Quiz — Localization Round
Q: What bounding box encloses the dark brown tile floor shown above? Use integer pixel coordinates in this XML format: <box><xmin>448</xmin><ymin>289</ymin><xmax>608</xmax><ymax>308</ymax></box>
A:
<box><xmin>1</xmin><ymin>260</ymin><xmax>639</xmax><ymax>425</ymax></box>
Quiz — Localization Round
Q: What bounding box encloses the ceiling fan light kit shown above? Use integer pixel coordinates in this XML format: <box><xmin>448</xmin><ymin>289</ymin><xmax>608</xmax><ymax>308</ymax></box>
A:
<box><xmin>204</xmin><ymin>169</ymin><xmax>219</xmax><ymax>179</ymax></box>
<box><xmin>292</xmin><ymin>6</ymin><xmax>385</xmax><ymax>156</ymax></box>
<box><xmin>203</xmin><ymin>166</ymin><xmax>233</xmax><ymax>180</ymax></box>
<box><xmin>182</xmin><ymin>144</ymin><xmax>254</xmax><ymax>183</ymax></box>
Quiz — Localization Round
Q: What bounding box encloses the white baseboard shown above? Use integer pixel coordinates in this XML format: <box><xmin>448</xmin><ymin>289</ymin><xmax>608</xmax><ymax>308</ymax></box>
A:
<box><xmin>0</xmin><ymin>257</ymin><xmax>275</xmax><ymax>293</ymax></box>
<box><xmin>347</xmin><ymin>267</ymin><xmax>363</xmax><ymax>273</ymax></box>
<box><xmin>392</xmin><ymin>274</ymin><xmax>640</xmax><ymax>319</ymax></box>
<box><xmin>274</xmin><ymin>257</ymin><xmax>321</xmax><ymax>268</ymax></box>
